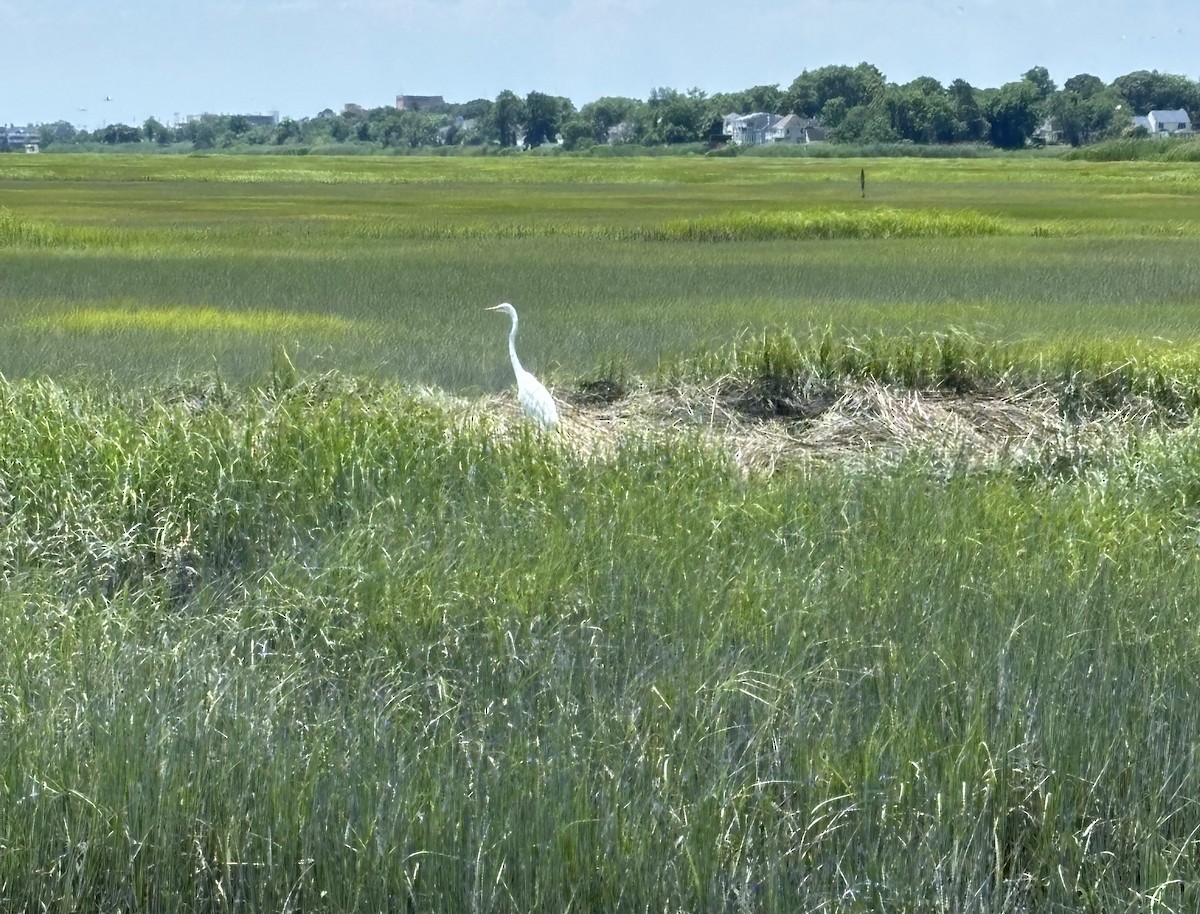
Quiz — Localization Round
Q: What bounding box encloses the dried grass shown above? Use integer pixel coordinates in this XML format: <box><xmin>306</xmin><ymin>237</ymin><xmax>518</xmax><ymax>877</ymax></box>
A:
<box><xmin>473</xmin><ymin>378</ymin><xmax>1166</xmax><ymax>477</ymax></box>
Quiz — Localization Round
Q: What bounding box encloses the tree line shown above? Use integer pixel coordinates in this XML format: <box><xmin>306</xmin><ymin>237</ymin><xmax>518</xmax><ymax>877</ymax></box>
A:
<box><xmin>23</xmin><ymin>64</ymin><xmax>1200</xmax><ymax>153</ymax></box>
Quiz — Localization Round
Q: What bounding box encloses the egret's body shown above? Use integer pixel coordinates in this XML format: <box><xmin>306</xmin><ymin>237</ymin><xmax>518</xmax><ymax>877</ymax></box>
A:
<box><xmin>487</xmin><ymin>302</ymin><xmax>559</xmax><ymax>430</ymax></box>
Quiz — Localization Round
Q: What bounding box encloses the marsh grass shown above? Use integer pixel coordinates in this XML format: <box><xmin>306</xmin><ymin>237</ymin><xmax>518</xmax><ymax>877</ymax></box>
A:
<box><xmin>699</xmin><ymin>329</ymin><xmax>1200</xmax><ymax>420</ymax></box>
<box><xmin>3</xmin><ymin>373</ymin><xmax>1200</xmax><ymax>911</ymax></box>
<box><xmin>652</xmin><ymin>207</ymin><xmax>1012</xmax><ymax>242</ymax></box>
<box><xmin>4</xmin><ymin>154</ymin><xmax>1200</xmax><ymax>910</ymax></box>
<box><xmin>0</xmin><ymin>206</ymin><xmax>113</xmax><ymax>248</ymax></box>
<box><xmin>4</xmin><ymin>153</ymin><xmax>1200</xmax><ymax>388</ymax></box>
<box><xmin>26</xmin><ymin>303</ymin><xmax>355</xmax><ymax>336</ymax></box>
<box><xmin>1065</xmin><ymin>136</ymin><xmax>1200</xmax><ymax>162</ymax></box>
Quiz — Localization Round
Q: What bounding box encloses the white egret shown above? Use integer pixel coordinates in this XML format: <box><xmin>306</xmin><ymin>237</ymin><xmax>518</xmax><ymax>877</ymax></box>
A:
<box><xmin>486</xmin><ymin>302</ymin><xmax>559</xmax><ymax>430</ymax></box>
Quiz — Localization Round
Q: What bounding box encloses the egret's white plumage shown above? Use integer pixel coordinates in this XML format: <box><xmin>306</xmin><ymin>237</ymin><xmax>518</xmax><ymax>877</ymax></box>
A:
<box><xmin>487</xmin><ymin>302</ymin><xmax>559</xmax><ymax>430</ymax></box>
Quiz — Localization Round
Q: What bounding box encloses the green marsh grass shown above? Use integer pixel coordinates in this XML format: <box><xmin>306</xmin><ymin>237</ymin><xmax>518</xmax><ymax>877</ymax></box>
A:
<box><xmin>3</xmin><ymin>154</ymin><xmax>1200</xmax><ymax>388</ymax></box>
<box><xmin>25</xmin><ymin>302</ymin><xmax>355</xmax><ymax>336</ymax></box>
<box><xmin>699</xmin><ymin>328</ymin><xmax>1200</xmax><ymax>418</ymax></box>
<box><xmin>3</xmin><ymin>376</ymin><xmax>1200</xmax><ymax>910</ymax></box>
<box><xmin>4</xmin><ymin>154</ymin><xmax>1200</xmax><ymax>910</ymax></box>
<box><xmin>652</xmin><ymin>207</ymin><xmax>1012</xmax><ymax>242</ymax></box>
<box><xmin>5</xmin><ymin>231</ymin><xmax>1200</xmax><ymax>387</ymax></box>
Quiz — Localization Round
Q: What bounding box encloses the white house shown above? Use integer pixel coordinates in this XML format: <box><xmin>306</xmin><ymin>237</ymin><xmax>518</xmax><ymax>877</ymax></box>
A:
<box><xmin>1146</xmin><ymin>109</ymin><xmax>1192</xmax><ymax>135</ymax></box>
<box><xmin>769</xmin><ymin>114</ymin><xmax>825</xmax><ymax>144</ymax></box>
<box><xmin>725</xmin><ymin>112</ymin><xmax>781</xmax><ymax>146</ymax></box>
<box><xmin>2</xmin><ymin>124</ymin><xmax>38</xmax><ymax>150</ymax></box>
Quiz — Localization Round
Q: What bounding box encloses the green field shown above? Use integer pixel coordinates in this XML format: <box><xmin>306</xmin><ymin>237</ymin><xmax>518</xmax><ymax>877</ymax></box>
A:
<box><xmin>3</xmin><ymin>153</ymin><xmax>1200</xmax><ymax>912</ymax></box>
<box><xmin>4</xmin><ymin>153</ymin><xmax>1200</xmax><ymax>388</ymax></box>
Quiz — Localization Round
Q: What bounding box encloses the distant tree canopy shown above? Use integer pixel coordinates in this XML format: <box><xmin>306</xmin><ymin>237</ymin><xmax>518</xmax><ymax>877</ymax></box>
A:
<box><xmin>564</xmin><ymin>96</ymin><xmax>640</xmax><ymax>148</ymax></box>
<box><xmin>786</xmin><ymin>63</ymin><xmax>887</xmax><ymax>117</ymax></box>
<box><xmin>1111</xmin><ymin>70</ymin><xmax>1200</xmax><ymax>116</ymax></box>
<box><xmin>523</xmin><ymin>92</ymin><xmax>574</xmax><ymax>147</ymax></box>
<box><xmin>644</xmin><ymin>87</ymin><xmax>708</xmax><ymax>144</ymax></box>
<box><xmin>18</xmin><ymin>64</ymin><xmax>1198</xmax><ymax>153</ymax></box>
<box><xmin>491</xmin><ymin>90</ymin><xmax>525</xmax><ymax>148</ymax></box>
<box><xmin>983</xmin><ymin>80</ymin><xmax>1043</xmax><ymax>149</ymax></box>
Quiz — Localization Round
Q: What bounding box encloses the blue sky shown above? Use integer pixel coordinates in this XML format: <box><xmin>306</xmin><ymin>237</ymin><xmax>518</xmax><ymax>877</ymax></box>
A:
<box><xmin>4</xmin><ymin>0</ymin><xmax>1195</xmax><ymax>128</ymax></box>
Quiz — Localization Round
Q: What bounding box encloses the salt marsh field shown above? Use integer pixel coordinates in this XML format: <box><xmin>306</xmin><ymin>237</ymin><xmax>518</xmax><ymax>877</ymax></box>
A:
<box><xmin>2</xmin><ymin>152</ymin><xmax>1200</xmax><ymax>911</ymax></box>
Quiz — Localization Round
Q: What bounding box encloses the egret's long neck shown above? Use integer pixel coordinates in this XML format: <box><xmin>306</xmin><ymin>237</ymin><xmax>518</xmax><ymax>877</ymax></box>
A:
<box><xmin>507</xmin><ymin>313</ymin><xmax>523</xmax><ymax>374</ymax></box>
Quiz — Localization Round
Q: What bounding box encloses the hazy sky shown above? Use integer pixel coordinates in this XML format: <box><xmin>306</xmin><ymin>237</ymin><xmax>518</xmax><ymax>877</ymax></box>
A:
<box><xmin>4</xmin><ymin>0</ymin><xmax>1195</xmax><ymax>128</ymax></box>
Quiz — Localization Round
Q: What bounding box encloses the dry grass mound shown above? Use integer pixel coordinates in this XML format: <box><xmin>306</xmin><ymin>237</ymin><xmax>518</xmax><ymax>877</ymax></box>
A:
<box><xmin>464</xmin><ymin>376</ymin><xmax>1166</xmax><ymax>478</ymax></box>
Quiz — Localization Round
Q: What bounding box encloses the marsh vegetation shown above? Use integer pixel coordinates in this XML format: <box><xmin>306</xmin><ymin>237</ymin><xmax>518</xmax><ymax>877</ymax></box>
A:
<box><xmin>2</xmin><ymin>153</ymin><xmax>1200</xmax><ymax>911</ymax></box>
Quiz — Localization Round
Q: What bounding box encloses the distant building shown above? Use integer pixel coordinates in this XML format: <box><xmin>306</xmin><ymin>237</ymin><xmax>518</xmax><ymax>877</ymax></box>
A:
<box><xmin>722</xmin><ymin>112</ymin><xmax>782</xmax><ymax>146</ymax></box>
<box><xmin>768</xmin><ymin>114</ymin><xmax>825</xmax><ymax>144</ymax></box>
<box><xmin>1147</xmin><ymin>109</ymin><xmax>1192</xmax><ymax>135</ymax></box>
<box><xmin>343</xmin><ymin>103</ymin><xmax>366</xmax><ymax>117</ymax></box>
<box><xmin>396</xmin><ymin>95</ymin><xmax>445</xmax><ymax>111</ymax></box>
<box><xmin>1</xmin><ymin>124</ymin><xmax>38</xmax><ymax>151</ymax></box>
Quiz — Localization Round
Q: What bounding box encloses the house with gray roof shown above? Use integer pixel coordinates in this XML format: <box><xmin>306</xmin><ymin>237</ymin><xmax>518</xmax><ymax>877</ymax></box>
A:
<box><xmin>720</xmin><ymin>111</ymin><xmax>826</xmax><ymax>146</ymax></box>
<box><xmin>769</xmin><ymin>114</ymin><xmax>825</xmax><ymax>144</ymax></box>
<box><xmin>724</xmin><ymin>112</ymin><xmax>781</xmax><ymax>146</ymax></box>
<box><xmin>1146</xmin><ymin>109</ymin><xmax>1191</xmax><ymax>135</ymax></box>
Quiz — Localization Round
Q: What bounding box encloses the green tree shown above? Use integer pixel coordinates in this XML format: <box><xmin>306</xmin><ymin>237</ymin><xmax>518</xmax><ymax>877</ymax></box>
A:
<box><xmin>572</xmin><ymin>96</ymin><xmax>639</xmax><ymax>145</ymax></box>
<box><xmin>1111</xmin><ymin>69</ymin><xmax>1200</xmax><ymax>114</ymax></box>
<box><xmin>364</xmin><ymin>109</ymin><xmax>440</xmax><ymax>148</ymax></box>
<box><xmin>1022</xmin><ymin>65</ymin><xmax>1057</xmax><ymax>100</ymax></box>
<box><xmin>832</xmin><ymin>103</ymin><xmax>898</xmax><ymax>143</ymax></box>
<box><xmin>190</xmin><ymin>121</ymin><xmax>217</xmax><ymax>150</ymax></box>
<box><xmin>326</xmin><ymin>115</ymin><xmax>352</xmax><ymax>142</ymax></box>
<box><xmin>492</xmin><ymin>90</ymin><xmax>526</xmax><ymax>147</ymax></box>
<box><xmin>559</xmin><ymin>117</ymin><xmax>595</xmax><ymax>150</ymax></box>
<box><xmin>354</xmin><ymin>116</ymin><xmax>373</xmax><ymax>143</ymax></box>
<box><xmin>38</xmin><ymin>120</ymin><xmax>77</xmax><ymax>147</ymax></box>
<box><xmin>444</xmin><ymin>99</ymin><xmax>492</xmax><ymax>145</ymax></box>
<box><xmin>885</xmin><ymin>79</ymin><xmax>957</xmax><ymax>143</ymax></box>
<box><xmin>819</xmin><ymin>97</ymin><xmax>849</xmax><ymax>129</ymax></box>
<box><xmin>1047</xmin><ymin>84</ymin><xmax>1120</xmax><ymax>146</ymax></box>
<box><xmin>451</xmin><ymin>98</ymin><xmax>493</xmax><ymax>121</ymax></box>
<box><xmin>645</xmin><ymin>87</ymin><xmax>706</xmax><ymax>144</ymax></box>
<box><xmin>227</xmin><ymin>115</ymin><xmax>252</xmax><ymax>137</ymax></box>
<box><xmin>100</xmin><ymin>123</ymin><xmax>142</xmax><ymax>144</ymax></box>
<box><xmin>141</xmin><ymin>117</ymin><xmax>166</xmax><ymax>144</ymax></box>
<box><xmin>273</xmin><ymin>117</ymin><xmax>302</xmax><ymax>145</ymax></box>
<box><xmin>524</xmin><ymin>91</ymin><xmax>574</xmax><ymax>147</ymax></box>
<box><xmin>785</xmin><ymin>63</ymin><xmax>885</xmax><ymax>117</ymax></box>
<box><xmin>982</xmin><ymin>81</ymin><xmax>1041</xmax><ymax>148</ymax></box>
<box><xmin>948</xmin><ymin>78</ymin><xmax>987</xmax><ymax>141</ymax></box>
<box><xmin>405</xmin><ymin>112</ymin><xmax>441</xmax><ymax>148</ymax></box>
<box><xmin>456</xmin><ymin>118</ymin><xmax>491</xmax><ymax>146</ymax></box>
<box><xmin>1063</xmin><ymin>73</ymin><xmax>1105</xmax><ymax>97</ymax></box>
<box><xmin>742</xmin><ymin>83</ymin><xmax>784</xmax><ymax>113</ymax></box>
